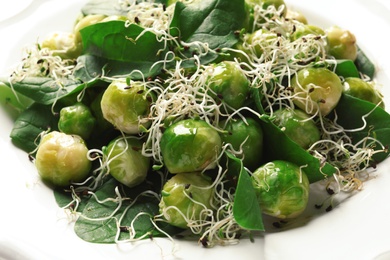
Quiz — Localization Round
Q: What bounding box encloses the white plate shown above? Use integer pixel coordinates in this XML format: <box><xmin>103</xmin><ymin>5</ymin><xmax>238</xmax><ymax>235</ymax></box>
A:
<box><xmin>1</xmin><ymin>1</ymin><xmax>390</xmax><ymax>260</ymax></box>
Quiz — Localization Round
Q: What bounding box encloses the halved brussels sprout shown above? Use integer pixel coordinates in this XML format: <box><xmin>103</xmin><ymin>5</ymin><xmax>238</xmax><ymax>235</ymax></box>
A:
<box><xmin>104</xmin><ymin>137</ymin><xmax>150</xmax><ymax>188</ymax></box>
<box><xmin>35</xmin><ymin>131</ymin><xmax>91</xmax><ymax>187</ymax></box>
<box><xmin>159</xmin><ymin>173</ymin><xmax>214</xmax><ymax>229</ymax></box>
<box><xmin>251</xmin><ymin>160</ymin><xmax>309</xmax><ymax>219</ymax></box>
<box><xmin>160</xmin><ymin>119</ymin><xmax>222</xmax><ymax>173</ymax></box>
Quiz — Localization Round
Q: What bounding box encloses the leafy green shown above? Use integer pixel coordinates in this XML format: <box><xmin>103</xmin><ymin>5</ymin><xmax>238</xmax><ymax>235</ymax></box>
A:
<box><xmin>0</xmin><ymin>77</ymin><xmax>88</xmax><ymax>105</ymax></box>
<box><xmin>332</xmin><ymin>94</ymin><xmax>390</xmax><ymax>163</ymax></box>
<box><xmin>10</xmin><ymin>103</ymin><xmax>58</xmax><ymax>153</ymax></box>
<box><xmin>74</xmin><ymin>178</ymin><xmax>181</xmax><ymax>243</ymax></box>
<box><xmin>227</xmin><ymin>152</ymin><xmax>264</xmax><ymax>231</ymax></box>
<box><xmin>78</xmin><ymin>21</ymin><xmax>165</xmax><ymax>79</ymax></box>
<box><xmin>355</xmin><ymin>46</ymin><xmax>375</xmax><ymax>79</ymax></box>
<box><xmin>334</xmin><ymin>59</ymin><xmax>360</xmax><ymax>78</ymax></box>
<box><xmin>258</xmin><ymin>115</ymin><xmax>336</xmax><ymax>183</ymax></box>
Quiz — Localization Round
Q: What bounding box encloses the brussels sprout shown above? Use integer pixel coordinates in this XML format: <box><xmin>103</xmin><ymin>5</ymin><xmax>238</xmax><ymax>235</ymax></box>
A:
<box><xmin>58</xmin><ymin>102</ymin><xmax>96</xmax><ymax>140</ymax></box>
<box><xmin>326</xmin><ymin>25</ymin><xmax>357</xmax><ymax>61</ymax></box>
<box><xmin>292</xmin><ymin>67</ymin><xmax>343</xmax><ymax>116</ymax></box>
<box><xmin>246</xmin><ymin>29</ymin><xmax>278</xmax><ymax>58</ymax></box>
<box><xmin>285</xmin><ymin>9</ymin><xmax>308</xmax><ymax>24</ymax></box>
<box><xmin>100</xmin><ymin>79</ymin><xmax>153</xmax><ymax>134</ymax></box>
<box><xmin>35</xmin><ymin>131</ymin><xmax>91</xmax><ymax>187</ymax></box>
<box><xmin>160</xmin><ymin>119</ymin><xmax>222</xmax><ymax>173</ymax></box>
<box><xmin>219</xmin><ymin>117</ymin><xmax>264</xmax><ymax>170</ymax></box>
<box><xmin>251</xmin><ymin>160</ymin><xmax>309</xmax><ymax>219</ymax></box>
<box><xmin>104</xmin><ymin>137</ymin><xmax>150</xmax><ymax>188</ymax></box>
<box><xmin>41</xmin><ymin>31</ymin><xmax>81</xmax><ymax>59</ymax></box>
<box><xmin>207</xmin><ymin>61</ymin><xmax>250</xmax><ymax>110</ymax></box>
<box><xmin>159</xmin><ymin>173</ymin><xmax>214</xmax><ymax>229</ymax></box>
<box><xmin>290</xmin><ymin>24</ymin><xmax>325</xmax><ymax>41</ymax></box>
<box><xmin>244</xmin><ymin>0</ymin><xmax>287</xmax><ymax>31</ymax></box>
<box><xmin>272</xmin><ymin>108</ymin><xmax>320</xmax><ymax>149</ymax></box>
<box><xmin>343</xmin><ymin>77</ymin><xmax>384</xmax><ymax>108</ymax></box>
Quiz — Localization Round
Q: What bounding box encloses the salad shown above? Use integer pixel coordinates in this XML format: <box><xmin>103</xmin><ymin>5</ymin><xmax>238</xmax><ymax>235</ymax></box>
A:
<box><xmin>1</xmin><ymin>0</ymin><xmax>389</xmax><ymax>249</ymax></box>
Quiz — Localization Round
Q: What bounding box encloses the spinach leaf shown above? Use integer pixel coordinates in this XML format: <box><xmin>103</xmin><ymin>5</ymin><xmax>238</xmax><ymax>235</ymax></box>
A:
<box><xmin>258</xmin><ymin>115</ymin><xmax>336</xmax><ymax>183</ymax></box>
<box><xmin>334</xmin><ymin>59</ymin><xmax>360</xmax><ymax>78</ymax></box>
<box><xmin>332</xmin><ymin>94</ymin><xmax>390</xmax><ymax>163</ymax></box>
<box><xmin>0</xmin><ymin>77</ymin><xmax>87</xmax><ymax>105</ymax></box>
<box><xmin>355</xmin><ymin>46</ymin><xmax>375</xmax><ymax>79</ymax></box>
<box><xmin>169</xmin><ymin>0</ymin><xmax>246</xmax><ymax>63</ymax></box>
<box><xmin>79</xmin><ymin>21</ymin><xmax>165</xmax><ymax>79</ymax></box>
<box><xmin>74</xmin><ymin>178</ymin><xmax>180</xmax><ymax>243</ymax></box>
<box><xmin>10</xmin><ymin>103</ymin><xmax>58</xmax><ymax>153</ymax></box>
<box><xmin>229</xmin><ymin>152</ymin><xmax>264</xmax><ymax>231</ymax></box>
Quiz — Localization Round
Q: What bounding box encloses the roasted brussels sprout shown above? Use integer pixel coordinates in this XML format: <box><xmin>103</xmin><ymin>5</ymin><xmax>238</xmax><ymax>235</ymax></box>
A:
<box><xmin>160</xmin><ymin>119</ymin><xmax>222</xmax><ymax>173</ymax></box>
<box><xmin>292</xmin><ymin>67</ymin><xmax>343</xmax><ymax>116</ymax></box>
<box><xmin>58</xmin><ymin>102</ymin><xmax>96</xmax><ymax>140</ymax></box>
<box><xmin>159</xmin><ymin>173</ymin><xmax>214</xmax><ymax>229</ymax></box>
<box><xmin>251</xmin><ymin>160</ymin><xmax>310</xmax><ymax>219</ymax></box>
<box><xmin>35</xmin><ymin>131</ymin><xmax>91</xmax><ymax>187</ymax></box>
<box><xmin>104</xmin><ymin>137</ymin><xmax>150</xmax><ymax>188</ymax></box>
<box><xmin>100</xmin><ymin>79</ymin><xmax>154</xmax><ymax>134</ymax></box>
<box><xmin>290</xmin><ymin>24</ymin><xmax>325</xmax><ymax>41</ymax></box>
<box><xmin>41</xmin><ymin>31</ymin><xmax>81</xmax><ymax>59</ymax></box>
<box><xmin>272</xmin><ymin>108</ymin><xmax>320</xmax><ymax>149</ymax></box>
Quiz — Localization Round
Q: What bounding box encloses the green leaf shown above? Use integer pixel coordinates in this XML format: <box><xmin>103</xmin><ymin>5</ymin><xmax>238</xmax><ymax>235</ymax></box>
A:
<box><xmin>355</xmin><ymin>46</ymin><xmax>375</xmax><ymax>79</ymax></box>
<box><xmin>0</xmin><ymin>77</ymin><xmax>86</xmax><ymax>105</ymax></box>
<box><xmin>81</xmin><ymin>21</ymin><xmax>164</xmax><ymax>63</ymax></box>
<box><xmin>170</xmin><ymin>0</ymin><xmax>246</xmax><ymax>49</ymax></box>
<box><xmin>332</xmin><ymin>94</ymin><xmax>390</xmax><ymax>162</ymax></box>
<box><xmin>10</xmin><ymin>103</ymin><xmax>58</xmax><ymax>153</ymax></box>
<box><xmin>74</xmin><ymin>178</ymin><xmax>180</xmax><ymax>243</ymax></box>
<box><xmin>334</xmin><ymin>59</ymin><xmax>360</xmax><ymax>78</ymax></box>
<box><xmin>258</xmin><ymin>115</ymin><xmax>336</xmax><ymax>183</ymax></box>
<box><xmin>228</xmin><ymin>152</ymin><xmax>264</xmax><ymax>231</ymax></box>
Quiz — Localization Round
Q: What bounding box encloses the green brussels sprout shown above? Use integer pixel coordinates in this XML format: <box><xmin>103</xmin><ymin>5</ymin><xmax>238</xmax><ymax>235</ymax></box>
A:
<box><xmin>251</xmin><ymin>160</ymin><xmax>310</xmax><ymax>219</ymax></box>
<box><xmin>207</xmin><ymin>61</ymin><xmax>250</xmax><ymax>110</ymax></box>
<box><xmin>246</xmin><ymin>29</ymin><xmax>278</xmax><ymax>58</ymax></box>
<box><xmin>285</xmin><ymin>9</ymin><xmax>308</xmax><ymax>24</ymax></box>
<box><xmin>219</xmin><ymin>117</ymin><xmax>264</xmax><ymax>170</ymax></box>
<box><xmin>343</xmin><ymin>77</ymin><xmax>384</xmax><ymax>108</ymax></box>
<box><xmin>160</xmin><ymin>119</ymin><xmax>222</xmax><ymax>173</ymax></box>
<box><xmin>35</xmin><ymin>131</ymin><xmax>91</xmax><ymax>187</ymax></box>
<box><xmin>292</xmin><ymin>67</ymin><xmax>343</xmax><ymax>116</ymax></box>
<box><xmin>100</xmin><ymin>79</ymin><xmax>153</xmax><ymax>134</ymax></box>
<box><xmin>58</xmin><ymin>102</ymin><xmax>96</xmax><ymax>140</ymax></box>
<box><xmin>244</xmin><ymin>0</ymin><xmax>287</xmax><ymax>31</ymax></box>
<box><xmin>326</xmin><ymin>25</ymin><xmax>357</xmax><ymax>61</ymax></box>
<box><xmin>272</xmin><ymin>108</ymin><xmax>320</xmax><ymax>149</ymax></box>
<box><xmin>290</xmin><ymin>24</ymin><xmax>325</xmax><ymax>41</ymax></box>
<box><xmin>41</xmin><ymin>31</ymin><xmax>81</xmax><ymax>59</ymax></box>
<box><xmin>159</xmin><ymin>173</ymin><xmax>214</xmax><ymax>229</ymax></box>
<box><xmin>104</xmin><ymin>137</ymin><xmax>150</xmax><ymax>188</ymax></box>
